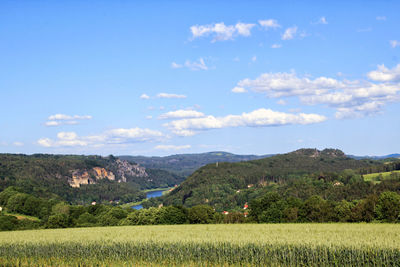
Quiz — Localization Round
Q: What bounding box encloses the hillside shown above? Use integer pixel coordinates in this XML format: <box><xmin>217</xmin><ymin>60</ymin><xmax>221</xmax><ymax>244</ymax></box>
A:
<box><xmin>160</xmin><ymin>148</ymin><xmax>398</xmax><ymax>211</ymax></box>
<box><xmin>119</xmin><ymin>151</ymin><xmax>270</xmax><ymax>177</ymax></box>
<box><xmin>0</xmin><ymin>154</ymin><xmax>184</xmax><ymax>204</ymax></box>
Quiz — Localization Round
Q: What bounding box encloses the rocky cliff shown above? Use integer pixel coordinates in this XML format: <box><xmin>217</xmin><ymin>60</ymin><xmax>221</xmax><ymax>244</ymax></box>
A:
<box><xmin>68</xmin><ymin>159</ymin><xmax>148</xmax><ymax>188</ymax></box>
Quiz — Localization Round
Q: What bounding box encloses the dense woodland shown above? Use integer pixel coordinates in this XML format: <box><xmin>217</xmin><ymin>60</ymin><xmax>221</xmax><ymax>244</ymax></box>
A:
<box><xmin>120</xmin><ymin>152</ymin><xmax>268</xmax><ymax>177</ymax></box>
<box><xmin>0</xmin><ymin>154</ymin><xmax>183</xmax><ymax>204</ymax></box>
<box><xmin>1</xmin><ymin>149</ymin><xmax>400</xmax><ymax>231</ymax></box>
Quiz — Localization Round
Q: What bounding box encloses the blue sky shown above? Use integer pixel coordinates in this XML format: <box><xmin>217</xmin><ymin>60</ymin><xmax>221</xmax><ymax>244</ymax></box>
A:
<box><xmin>1</xmin><ymin>1</ymin><xmax>399</xmax><ymax>156</ymax></box>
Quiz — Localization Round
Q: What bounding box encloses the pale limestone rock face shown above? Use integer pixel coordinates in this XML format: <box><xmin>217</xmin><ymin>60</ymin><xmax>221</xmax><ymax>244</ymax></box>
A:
<box><xmin>68</xmin><ymin>159</ymin><xmax>147</xmax><ymax>187</ymax></box>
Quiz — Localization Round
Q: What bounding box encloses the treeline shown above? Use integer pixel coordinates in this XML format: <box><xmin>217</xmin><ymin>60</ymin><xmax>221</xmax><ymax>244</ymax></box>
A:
<box><xmin>360</xmin><ymin>160</ymin><xmax>400</xmax><ymax>175</ymax></box>
<box><xmin>1</xmin><ymin>187</ymin><xmax>399</xmax><ymax>231</ymax></box>
<box><xmin>0</xmin><ymin>154</ymin><xmax>184</xmax><ymax>205</ymax></box>
<box><xmin>161</xmin><ymin>149</ymin><xmax>389</xmax><ymax>210</ymax></box>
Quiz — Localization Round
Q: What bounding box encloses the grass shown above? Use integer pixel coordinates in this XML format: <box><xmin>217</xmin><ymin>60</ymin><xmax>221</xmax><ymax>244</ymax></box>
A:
<box><xmin>0</xmin><ymin>224</ymin><xmax>399</xmax><ymax>266</ymax></box>
<box><xmin>363</xmin><ymin>170</ymin><xmax>400</xmax><ymax>183</ymax></box>
<box><xmin>2</xmin><ymin>211</ymin><xmax>40</xmax><ymax>221</ymax></box>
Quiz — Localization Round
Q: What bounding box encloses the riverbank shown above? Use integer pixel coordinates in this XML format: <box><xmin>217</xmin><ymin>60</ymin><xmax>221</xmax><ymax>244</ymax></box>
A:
<box><xmin>120</xmin><ymin>187</ymin><xmax>172</xmax><ymax>209</ymax></box>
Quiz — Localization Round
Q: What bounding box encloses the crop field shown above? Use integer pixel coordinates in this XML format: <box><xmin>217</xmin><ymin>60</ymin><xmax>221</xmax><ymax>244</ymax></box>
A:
<box><xmin>363</xmin><ymin>170</ymin><xmax>400</xmax><ymax>183</ymax></box>
<box><xmin>1</xmin><ymin>224</ymin><xmax>399</xmax><ymax>266</ymax></box>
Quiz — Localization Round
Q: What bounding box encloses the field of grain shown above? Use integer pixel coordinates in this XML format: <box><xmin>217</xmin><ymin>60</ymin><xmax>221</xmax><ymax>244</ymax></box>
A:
<box><xmin>1</xmin><ymin>224</ymin><xmax>399</xmax><ymax>266</ymax></box>
<box><xmin>363</xmin><ymin>170</ymin><xmax>400</xmax><ymax>183</ymax></box>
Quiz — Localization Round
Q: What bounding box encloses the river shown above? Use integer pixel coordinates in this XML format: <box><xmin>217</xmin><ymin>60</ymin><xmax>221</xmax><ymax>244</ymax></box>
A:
<box><xmin>132</xmin><ymin>189</ymin><xmax>165</xmax><ymax>210</ymax></box>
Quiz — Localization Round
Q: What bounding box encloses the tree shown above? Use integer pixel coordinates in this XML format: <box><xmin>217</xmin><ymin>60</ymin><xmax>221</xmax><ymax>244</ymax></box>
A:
<box><xmin>47</xmin><ymin>214</ymin><xmax>69</xmax><ymax>228</ymax></box>
<box><xmin>188</xmin><ymin>205</ymin><xmax>216</xmax><ymax>224</ymax></box>
<box><xmin>157</xmin><ymin>206</ymin><xmax>187</xmax><ymax>225</ymax></box>
<box><xmin>0</xmin><ymin>215</ymin><xmax>18</xmax><ymax>231</ymax></box>
<box><xmin>376</xmin><ymin>191</ymin><xmax>400</xmax><ymax>222</ymax></box>
<box><xmin>334</xmin><ymin>200</ymin><xmax>353</xmax><ymax>222</ymax></box>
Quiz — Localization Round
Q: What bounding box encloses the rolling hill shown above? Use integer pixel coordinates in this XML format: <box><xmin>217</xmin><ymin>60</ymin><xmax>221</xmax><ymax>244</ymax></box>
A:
<box><xmin>119</xmin><ymin>151</ymin><xmax>270</xmax><ymax>177</ymax></box>
<box><xmin>159</xmin><ymin>148</ymin><xmax>397</xmax><ymax>211</ymax></box>
<box><xmin>0</xmin><ymin>154</ymin><xmax>184</xmax><ymax>204</ymax></box>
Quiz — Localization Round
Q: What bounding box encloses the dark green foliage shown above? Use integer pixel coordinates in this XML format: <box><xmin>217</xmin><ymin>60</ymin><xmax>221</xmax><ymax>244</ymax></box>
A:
<box><xmin>157</xmin><ymin>206</ymin><xmax>187</xmax><ymax>224</ymax></box>
<box><xmin>162</xmin><ymin>149</ymin><xmax>389</xmax><ymax>211</ymax></box>
<box><xmin>120</xmin><ymin>151</ymin><xmax>268</xmax><ymax>177</ymax></box>
<box><xmin>376</xmin><ymin>191</ymin><xmax>400</xmax><ymax>222</ymax></box>
<box><xmin>188</xmin><ymin>205</ymin><xmax>216</xmax><ymax>224</ymax></box>
<box><xmin>0</xmin><ymin>215</ymin><xmax>18</xmax><ymax>231</ymax></box>
<box><xmin>47</xmin><ymin>214</ymin><xmax>70</xmax><ymax>228</ymax></box>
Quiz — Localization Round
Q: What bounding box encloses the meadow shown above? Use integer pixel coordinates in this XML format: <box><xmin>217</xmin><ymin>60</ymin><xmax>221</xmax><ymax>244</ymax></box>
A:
<box><xmin>1</xmin><ymin>223</ymin><xmax>399</xmax><ymax>266</ymax></box>
<box><xmin>363</xmin><ymin>170</ymin><xmax>400</xmax><ymax>183</ymax></box>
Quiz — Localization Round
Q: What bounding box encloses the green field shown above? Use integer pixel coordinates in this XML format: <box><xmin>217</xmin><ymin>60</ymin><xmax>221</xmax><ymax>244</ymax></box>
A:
<box><xmin>1</xmin><ymin>224</ymin><xmax>399</xmax><ymax>266</ymax></box>
<box><xmin>363</xmin><ymin>170</ymin><xmax>400</xmax><ymax>183</ymax></box>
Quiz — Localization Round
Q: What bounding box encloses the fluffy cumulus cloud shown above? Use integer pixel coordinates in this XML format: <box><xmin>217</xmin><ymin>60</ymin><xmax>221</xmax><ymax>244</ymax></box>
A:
<box><xmin>37</xmin><ymin>128</ymin><xmax>164</xmax><ymax>148</ymax></box>
<box><xmin>282</xmin><ymin>26</ymin><xmax>298</xmax><ymax>40</ymax></box>
<box><xmin>258</xmin><ymin>19</ymin><xmax>280</xmax><ymax>29</ymax></box>
<box><xmin>190</xmin><ymin>22</ymin><xmax>255</xmax><ymax>42</ymax></box>
<box><xmin>154</xmin><ymin>144</ymin><xmax>191</xmax><ymax>151</ymax></box>
<box><xmin>367</xmin><ymin>64</ymin><xmax>400</xmax><ymax>82</ymax></box>
<box><xmin>164</xmin><ymin>108</ymin><xmax>326</xmax><ymax>136</ymax></box>
<box><xmin>45</xmin><ymin>114</ymin><xmax>92</xmax><ymax>127</ymax></box>
<box><xmin>234</xmin><ymin>65</ymin><xmax>400</xmax><ymax>119</ymax></box>
<box><xmin>140</xmin><ymin>93</ymin><xmax>150</xmax><ymax>99</ymax></box>
<box><xmin>159</xmin><ymin>109</ymin><xmax>205</xmax><ymax>120</ymax></box>
<box><xmin>231</xmin><ymin>86</ymin><xmax>247</xmax><ymax>93</ymax></box>
<box><xmin>156</xmin><ymin>93</ymin><xmax>187</xmax><ymax>99</ymax></box>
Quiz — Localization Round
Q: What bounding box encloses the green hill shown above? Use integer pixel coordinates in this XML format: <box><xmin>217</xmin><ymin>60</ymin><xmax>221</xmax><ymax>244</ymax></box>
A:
<box><xmin>160</xmin><ymin>149</ymin><xmax>397</xmax><ymax>211</ymax></box>
<box><xmin>0</xmin><ymin>154</ymin><xmax>184</xmax><ymax>204</ymax></box>
<box><xmin>119</xmin><ymin>151</ymin><xmax>270</xmax><ymax>177</ymax></box>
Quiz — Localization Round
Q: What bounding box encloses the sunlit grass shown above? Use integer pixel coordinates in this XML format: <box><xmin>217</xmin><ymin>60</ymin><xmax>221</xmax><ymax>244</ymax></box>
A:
<box><xmin>1</xmin><ymin>224</ymin><xmax>399</xmax><ymax>266</ymax></box>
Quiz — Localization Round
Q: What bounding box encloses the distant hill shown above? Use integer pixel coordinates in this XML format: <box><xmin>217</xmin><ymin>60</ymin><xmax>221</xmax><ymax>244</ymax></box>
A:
<box><xmin>119</xmin><ymin>152</ymin><xmax>271</xmax><ymax>177</ymax></box>
<box><xmin>160</xmin><ymin>148</ymin><xmax>391</xmax><ymax>211</ymax></box>
<box><xmin>0</xmin><ymin>154</ymin><xmax>184</xmax><ymax>204</ymax></box>
<box><xmin>348</xmin><ymin>154</ymin><xmax>400</xmax><ymax>160</ymax></box>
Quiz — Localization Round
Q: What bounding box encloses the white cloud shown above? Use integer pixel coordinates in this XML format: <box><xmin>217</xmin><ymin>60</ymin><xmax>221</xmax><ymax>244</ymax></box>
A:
<box><xmin>45</xmin><ymin>114</ymin><xmax>91</xmax><ymax>127</ymax></box>
<box><xmin>237</xmin><ymin>72</ymin><xmax>342</xmax><ymax>97</ymax></box>
<box><xmin>154</xmin><ymin>144</ymin><xmax>191</xmax><ymax>151</ymax></box>
<box><xmin>231</xmin><ymin>86</ymin><xmax>247</xmax><ymax>93</ymax></box>
<box><xmin>271</xmin><ymin>44</ymin><xmax>282</xmax><ymax>48</ymax></box>
<box><xmin>37</xmin><ymin>128</ymin><xmax>164</xmax><ymax>148</ymax></box>
<box><xmin>235</xmin><ymin>22</ymin><xmax>256</xmax><ymax>36</ymax></box>
<box><xmin>13</xmin><ymin>142</ymin><xmax>24</xmax><ymax>147</ymax></box>
<box><xmin>159</xmin><ymin>109</ymin><xmax>205</xmax><ymax>120</ymax></box>
<box><xmin>140</xmin><ymin>94</ymin><xmax>150</xmax><ymax>99</ymax></box>
<box><xmin>277</xmin><ymin>99</ymin><xmax>287</xmax><ymax>105</ymax></box>
<box><xmin>376</xmin><ymin>16</ymin><xmax>387</xmax><ymax>21</ymax></box>
<box><xmin>316</xmin><ymin>17</ymin><xmax>328</xmax><ymax>24</ymax></box>
<box><xmin>190</xmin><ymin>22</ymin><xmax>255</xmax><ymax>42</ymax></box>
<box><xmin>258</xmin><ymin>19</ymin><xmax>280</xmax><ymax>29</ymax></box>
<box><xmin>282</xmin><ymin>26</ymin><xmax>298</xmax><ymax>40</ymax></box>
<box><xmin>45</xmin><ymin>121</ymin><xmax>61</xmax><ymax>126</ymax></box>
<box><xmin>146</xmin><ymin>115</ymin><xmax>153</xmax><ymax>119</ymax></box>
<box><xmin>164</xmin><ymin>108</ymin><xmax>326</xmax><ymax>136</ymax></box>
<box><xmin>390</xmin><ymin>40</ymin><xmax>400</xmax><ymax>48</ymax></box>
<box><xmin>251</xmin><ymin>56</ymin><xmax>257</xmax><ymax>62</ymax></box>
<box><xmin>171</xmin><ymin>62</ymin><xmax>183</xmax><ymax>69</ymax></box>
<box><xmin>48</xmin><ymin>114</ymin><xmax>92</xmax><ymax>121</ymax></box>
<box><xmin>184</xmin><ymin>58</ymin><xmax>208</xmax><ymax>71</ymax></box>
<box><xmin>235</xmin><ymin>67</ymin><xmax>400</xmax><ymax>118</ymax></box>
<box><xmin>367</xmin><ymin>64</ymin><xmax>400</xmax><ymax>82</ymax></box>
<box><xmin>157</xmin><ymin>93</ymin><xmax>187</xmax><ymax>99</ymax></box>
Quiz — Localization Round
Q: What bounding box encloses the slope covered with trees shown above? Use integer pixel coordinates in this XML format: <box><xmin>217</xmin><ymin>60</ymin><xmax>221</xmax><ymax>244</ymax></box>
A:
<box><xmin>119</xmin><ymin>151</ymin><xmax>270</xmax><ymax>177</ymax></box>
<box><xmin>0</xmin><ymin>154</ymin><xmax>184</xmax><ymax>204</ymax></box>
<box><xmin>158</xmin><ymin>149</ymin><xmax>400</xmax><ymax>211</ymax></box>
